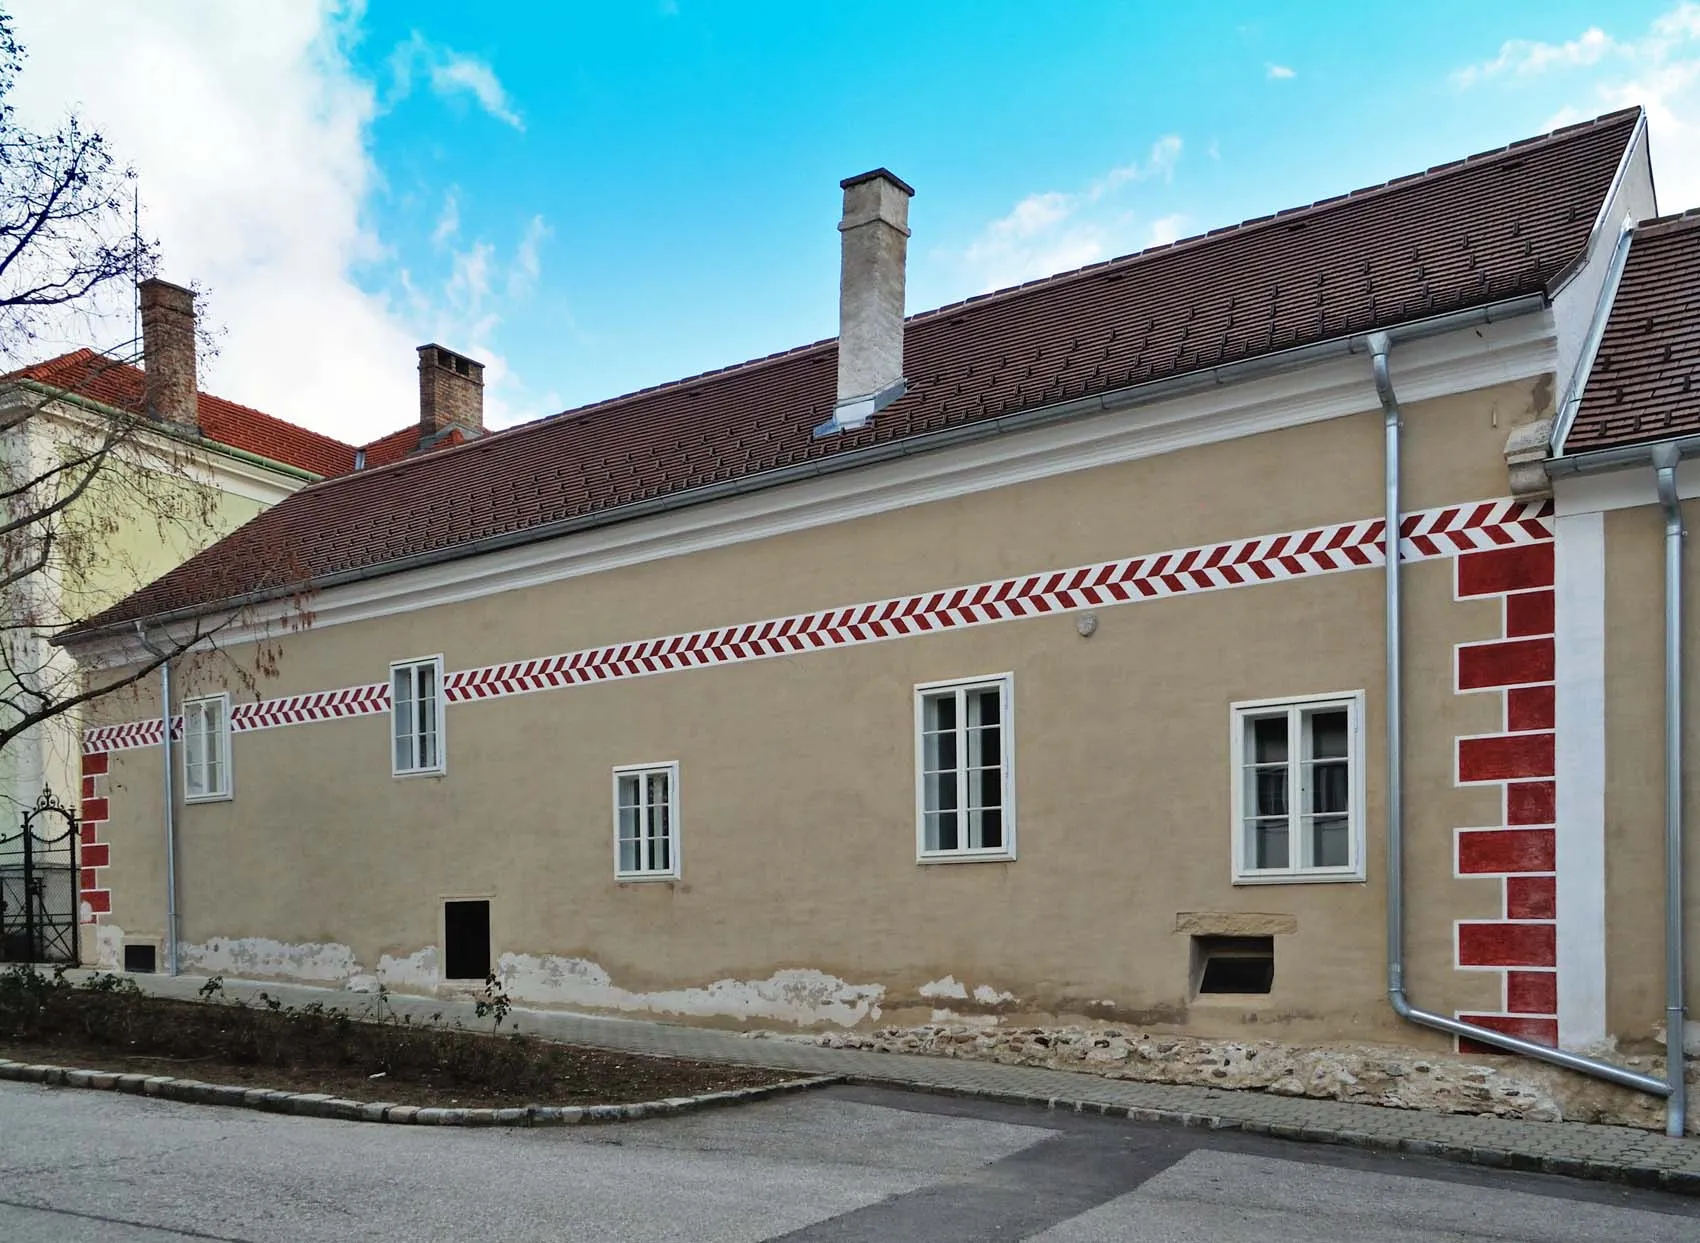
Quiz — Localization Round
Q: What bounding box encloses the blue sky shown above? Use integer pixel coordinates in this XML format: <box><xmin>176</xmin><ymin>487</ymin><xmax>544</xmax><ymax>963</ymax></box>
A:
<box><xmin>8</xmin><ymin>1</ymin><xmax>1700</xmax><ymax>441</ymax></box>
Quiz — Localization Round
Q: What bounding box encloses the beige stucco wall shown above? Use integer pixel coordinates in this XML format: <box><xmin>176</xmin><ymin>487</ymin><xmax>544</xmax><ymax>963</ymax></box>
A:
<box><xmin>88</xmin><ymin>375</ymin><xmax>1544</xmax><ymax>1043</ymax></box>
<box><xmin>1602</xmin><ymin>500</ymin><xmax>1700</xmax><ymax>1053</ymax></box>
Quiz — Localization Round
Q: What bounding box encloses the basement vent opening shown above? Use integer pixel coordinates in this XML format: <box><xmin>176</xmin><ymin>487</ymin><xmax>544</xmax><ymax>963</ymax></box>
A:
<box><xmin>1193</xmin><ymin>935</ymin><xmax>1274</xmax><ymax>996</ymax></box>
<box><xmin>444</xmin><ymin>900</ymin><xmax>491</xmax><ymax>981</ymax></box>
<box><xmin>123</xmin><ymin>943</ymin><xmax>157</xmax><ymax>974</ymax></box>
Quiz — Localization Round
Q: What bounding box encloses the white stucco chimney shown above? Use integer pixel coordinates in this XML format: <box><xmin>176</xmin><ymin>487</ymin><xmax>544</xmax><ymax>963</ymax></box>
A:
<box><xmin>818</xmin><ymin>168</ymin><xmax>913</xmax><ymax>437</ymax></box>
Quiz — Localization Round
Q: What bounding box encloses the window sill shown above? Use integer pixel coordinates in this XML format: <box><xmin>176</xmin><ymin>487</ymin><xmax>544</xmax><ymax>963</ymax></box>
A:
<box><xmin>917</xmin><ymin>850</ymin><xmax>1016</xmax><ymax>866</ymax></box>
<box><xmin>1232</xmin><ymin>871</ymin><xmax>1365</xmax><ymax>886</ymax></box>
<box><xmin>615</xmin><ymin>872</ymin><xmax>680</xmax><ymax>884</ymax></box>
<box><xmin>183</xmin><ymin>792</ymin><xmax>233</xmax><ymax>805</ymax></box>
<box><xmin>393</xmin><ymin>768</ymin><xmax>447</xmax><ymax>780</ymax></box>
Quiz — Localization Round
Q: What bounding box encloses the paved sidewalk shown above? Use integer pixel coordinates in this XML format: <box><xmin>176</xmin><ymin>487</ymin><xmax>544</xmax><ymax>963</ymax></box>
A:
<box><xmin>72</xmin><ymin>971</ymin><xmax>1700</xmax><ymax>1193</ymax></box>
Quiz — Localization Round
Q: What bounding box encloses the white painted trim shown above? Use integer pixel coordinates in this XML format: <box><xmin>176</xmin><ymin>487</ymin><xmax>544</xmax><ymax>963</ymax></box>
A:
<box><xmin>389</xmin><ymin>655</ymin><xmax>446</xmax><ymax>778</ymax></box>
<box><xmin>1228</xmin><ymin>689</ymin><xmax>1367</xmax><ymax>885</ymax></box>
<box><xmin>1553</xmin><ymin>510</ymin><xmax>1608</xmax><ymax>1050</ymax></box>
<box><xmin>611</xmin><ymin>760</ymin><xmax>682</xmax><ymax>881</ymax></box>
<box><xmin>68</xmin><ymin>313</ymin><xmax>1559</xmax><ymax>666</ymax></box>
<box><xmin>180</xmin><ymin>691</ymin><xmax>232</xmax><ymax>804</ymax></box>
<box><xmin>913</xmin><ymin>672</ymin><xmax>1017</xmax><ymax>864</ymax></box>
<box><xmin>1552</xmin><ymin>460</ymin><xmax>1700</xmax><ymax>516</ymax></box>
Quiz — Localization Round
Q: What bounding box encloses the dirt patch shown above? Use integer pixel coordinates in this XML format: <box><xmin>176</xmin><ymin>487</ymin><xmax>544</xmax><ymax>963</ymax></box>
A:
<box><xmin>0</xmin><ymin>970</ymin><xmax>786</xmax><ymax>1109</ymax></box>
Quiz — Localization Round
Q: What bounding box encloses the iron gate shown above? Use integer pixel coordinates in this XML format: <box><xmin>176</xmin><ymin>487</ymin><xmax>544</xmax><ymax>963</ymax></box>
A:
<box><xmin>0</xmin><ymin>786</ymin><xmax>79</xmax><ymax>965</ymax></box>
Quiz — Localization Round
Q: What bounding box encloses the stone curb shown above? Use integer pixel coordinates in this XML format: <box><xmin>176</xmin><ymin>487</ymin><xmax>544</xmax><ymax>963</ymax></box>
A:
<box><xmin>0</xmin><ymin>1058</ymin><xmax>840</xmax><ymax>1126</ymax></box>
<box><xmin>836</xmin><ymin>1075</ymin><xmax>1700</xmax><ymax>1198</ymax></box>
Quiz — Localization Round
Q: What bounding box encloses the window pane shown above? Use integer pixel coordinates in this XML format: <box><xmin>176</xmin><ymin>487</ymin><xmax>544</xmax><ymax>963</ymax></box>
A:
<box><xmin>1250</xmin><ymin>819</ymin><xmax>1288</xmax><ymax>870</ymax></box>
<box><xmin>935</xmin><ymin>809</ymin><xmax>959</xmax><ymax>852</ymax></box>
<box><xmin>971</xmin><ymin>765</ymin><xmax>1001</xmax><ymax>812</ymax></box>
<box><xmin>924</xmin><ymin>692</ymin><xmax>956</xmax><ymax>734</ymax></box>
<box><xmin>1308</xmin><ymin>709</ymin><xmax>1348</xmax><ymax>760</ymax></box>
<box><xmin>924</xmin><ymin>726</ymin><xmax>956</xmax><ymax>776</ymax></box>
<box><xmin>1252</xmin><ymin>768</ymin><xmax>1288</xmax><ymax>817</ymax></box>
<box><xmin>392</xmin><ymin>670</ymin><xmax>413</xmax><ymax>770</ymax></box>
<box><xmin>973</xmin><ymin>807</ymin><xmax>1003</xmax><ymax>850</ymax></box>
<box><xmin>1250</xmin><ymin>715</ymin><xmax>1288</xmax><ymax>763</ymax></box>
<box><xmin>185</xmin><ymin>708</ymin><xmax>207</xmax><ymax>794</ymax></box>
<box><xmin>617</xmin><ymin>774</ymin><xmax>640</xmax><ymax>808</ymax></box>
<box><xmin>967</xmin><ymin>686</ymin><xmax>999</xmax><ymax>729</ymax></box>
<box><xmin>1311</xmin><ymin>760</ymin><xmax>1349</xmax><ymax>814</ymax></box>
<box><xmin>1311</xmin><ymin>816</ymin><xmax>1350</xmax><ymax>868</ymax></box>
<box><xmin>967</xmin><ymin>722</ymin><xmax>1000</xmax><ymax>772</ymax></box>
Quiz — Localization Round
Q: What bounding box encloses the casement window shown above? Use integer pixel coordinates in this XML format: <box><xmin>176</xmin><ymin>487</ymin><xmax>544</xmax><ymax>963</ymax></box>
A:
<box><xmin>1230</xmin><ymin>692</ymin><xmax>1364</xmax><ymax>883</ymax></box>
<box><xmin>613</xmin><ymin>762</ymin><xmax>680</xmax><ymax>879</ymax></box>
<box><xmin>915</xmin><ymin>674</ymin><xmax>1015</xmax><ymax>862</ymax></box>
<box><xmin>181</xmin><ymin>693</ymin><xmax>231</xmax><ymax>802</ymax></box>
<box><xmin>391</xmin><ymin>656</ymin><xmax>445</xmax><ymax>776</ymax></box>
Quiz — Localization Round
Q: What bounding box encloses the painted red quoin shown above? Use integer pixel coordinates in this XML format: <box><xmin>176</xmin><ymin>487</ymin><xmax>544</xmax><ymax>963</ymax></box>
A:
<box><xmin>1452</xmin><ymin>530</ymin><xmax>1559</xmax><ymax>1051</ymax></box>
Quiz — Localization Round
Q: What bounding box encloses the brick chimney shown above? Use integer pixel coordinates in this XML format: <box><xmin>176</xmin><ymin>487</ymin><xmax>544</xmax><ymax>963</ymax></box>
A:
<box><xmin>818</xmin><ymin>168</ymin><xmax>913</xmax><ymax>437</ymax></box>
<box><xmin>138</xmin><ymin>278</ymin><xmax>198</xmax><ymax>429</ymax></box>
<box><xmin>417</xmin><ymin>344</ymin><xmax>484</xmax><ymax>445</ymax></box>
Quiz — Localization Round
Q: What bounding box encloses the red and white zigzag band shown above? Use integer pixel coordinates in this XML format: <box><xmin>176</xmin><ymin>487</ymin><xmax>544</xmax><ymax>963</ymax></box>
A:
<box><xmin>83</xmin><ymin>497</ymin><xmax>1552</xmax><ymax>755</ymax></box>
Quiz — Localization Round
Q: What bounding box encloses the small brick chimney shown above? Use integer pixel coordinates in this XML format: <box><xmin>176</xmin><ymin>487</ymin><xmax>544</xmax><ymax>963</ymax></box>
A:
<box><xmin>138</xmin><ymin>278</ymin><xmax>198</xmax><ymax>429</ymax></box>
<box><xmin>817</xmin><ymin>168</ymin><xmax>913</xmax><ymax>437</ymax></box>
<box><xmin>417</xmin><ymin>343</ymin><xmax>484</xmax><ymax>444</ymax></box>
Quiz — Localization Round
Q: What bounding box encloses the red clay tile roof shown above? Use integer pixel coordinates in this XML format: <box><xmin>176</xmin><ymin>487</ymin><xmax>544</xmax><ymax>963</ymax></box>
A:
<box><xmin>1562</xmin><ymin>210</ymin><xmax>1700</xmax><ymax>454</ymax></box>
<box><xmin>7</xmin><ymin>349</ymin><xmax>362</xmax><ymax>477</ymax></box>
<box><xmin>359</xmin><ymin>422</ymin><xmax>465</xmax><ymax>468</ymax></box>
<box><xmin>6</xmin><ymin>349</ymin><xmax>454</xmax><ymax>477</ymax></box>
<box><xmin>67</xmin><ymin>109</ymin><xmax>1642</xmax><ymax>635</ymax></box>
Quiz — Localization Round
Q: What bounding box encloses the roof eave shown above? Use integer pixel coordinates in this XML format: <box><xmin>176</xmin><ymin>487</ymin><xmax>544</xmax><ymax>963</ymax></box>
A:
<box><xmin>57</xmin><ymin>290</ymin><xmax>1552</xmax><ymax>652</ymax></box>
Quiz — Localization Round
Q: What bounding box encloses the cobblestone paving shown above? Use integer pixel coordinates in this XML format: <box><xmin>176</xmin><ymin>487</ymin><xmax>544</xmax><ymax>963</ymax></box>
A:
<box><xmin>104</xmin><ymin>972</ymin><xmax>1700</xmax><ymax>1194</ymax></box>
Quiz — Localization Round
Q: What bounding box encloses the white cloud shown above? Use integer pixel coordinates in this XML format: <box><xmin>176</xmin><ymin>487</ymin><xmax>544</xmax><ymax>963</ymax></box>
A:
<box><xmin>1454</xmin><ymin>27</ymin><xmax>1616</xmax><ymax>87</ymax></box>
<box><xmin>1147</xmin><ymin>213</ymin><xmax>1190</xmax><ymax>247</ymax></box>
<box><xmin>1266</xmin><ymin>64</ymin><xmax>1296</xmax><ymax>80</ymax></box>
<box><xmin>507</xmin><ymin>215</ymin><xmax>549</xmax><ymax>300</ymax></box>
<box><xmin>3</xmin><ymin>1</ymin><xmax>549</xmax><ymax>443</ymax></box>
<box><xmin>431</xmin><ymin>188</ymin><xmax>460</xmax><ymax>248</ymax></box>
<box><xmin>944</xmin><ymin>137</ymin><xmax>1186</xmax><ymax>293</ymax></box>
<box><xmin>389</xmin><ymin>31</ymin><xmax>523</xmax><ymax>131</ymax></box>
<box><xmin>1459</xmin><ymin>4</ymin><xmax>1700</xmax><ymax>212</ymax></box>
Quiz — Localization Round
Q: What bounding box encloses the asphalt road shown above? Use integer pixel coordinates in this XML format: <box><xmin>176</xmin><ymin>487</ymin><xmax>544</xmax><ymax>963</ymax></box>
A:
<box><xmin>1</xmin><ymin>1081</ymin><xmax>1696</xmax><ymax>1241</ymax></box>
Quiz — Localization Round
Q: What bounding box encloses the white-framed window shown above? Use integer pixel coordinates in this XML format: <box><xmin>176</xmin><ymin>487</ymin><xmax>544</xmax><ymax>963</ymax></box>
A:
<box><xmin>391</xmin><ymin>656</ymin><xmax>445</xmax><ymax>776</ymax></box>
<box><xmin>182</xmin><ymin>693</ymin><xmax>231</xmax><ymax>802</ymax></box>
<box><xmin>1230</xmin><ymin>691</ymin><xmax>1365</xmax><ymax>883</ymax></box>
<box><xmin>914</xmin><ymin>673</ymin><xmax>1015</xmax><ymax>862</ymax></box>
<box><xmin>613</xmin><ymin>762</ymin><xmax>680</xmax><ymax>880</ymax></box>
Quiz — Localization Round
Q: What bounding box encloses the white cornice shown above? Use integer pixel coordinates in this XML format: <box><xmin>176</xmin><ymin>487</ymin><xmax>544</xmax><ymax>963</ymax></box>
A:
<box><xmin>65</xmin><ymin>311</ymin><xmax>1558</xmax><ymax>666</ymax></box>
<box><xmin>0</xmin><ymin>392</ymin><xmax>310</xmax><ymax>507</ymax></box>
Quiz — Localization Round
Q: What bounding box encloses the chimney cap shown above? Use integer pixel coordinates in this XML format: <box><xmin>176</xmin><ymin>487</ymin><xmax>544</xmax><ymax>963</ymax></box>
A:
<box><xmin>839</xmin><ymin>168</ymin><xmax>915</xmax><ymax>197</ymax></box>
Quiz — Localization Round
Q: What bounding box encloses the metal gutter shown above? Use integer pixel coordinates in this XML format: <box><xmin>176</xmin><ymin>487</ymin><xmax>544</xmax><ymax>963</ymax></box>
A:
<box><xmin>1372</xmin><ymin>333</ymin><xmax>1671</xmax><ymax>1100</ymax></box>
<box><xmin>3</xmin><ymin>378</ymin><xmax>322</xmax><ymax>484</ymax></box>
<box><xmin>1548</xmin><ymin>110</ymin><xmax>1647</xmax><ymax>299</ymax></box>
<box><xmin>59</xmin><ymin>293</ymin><xmax>1550</xmax><ymax>647</ymax></box>
<box><xmin>1652</xmin><ymin>443</ymin><xmax>1689</xmax><ymax>1137</ymax></box>
<box><xmin>1547</xmin><ymin>435</ymin><xmax>1700</xmax><ymax>478</ymax></box>
<box><xmin>1550</xmin><ymin>219</ymin><xmax>1637</xmax><ymax>455</ymax></box>
<box><xmin>131</xmin><ymin>623</ymin><xmax>180</xmax><ymax>978</ymax></box>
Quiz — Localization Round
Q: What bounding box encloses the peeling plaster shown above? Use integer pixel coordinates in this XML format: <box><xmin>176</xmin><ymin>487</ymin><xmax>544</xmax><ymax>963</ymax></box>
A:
<box><xmin>972</xmin><ymin>985</ymin><xmax>1015</xmax><ymax>1005</ymax></box>
<box><xmin>179</xmin><ymin>936</ymin><xmax>358</xmax><ymax>982</ymax></box>
<box><xmin>88</xmin><ymin>922</ymin><xmax>125</xmax><ymax>971</ymax></box>
<box><xmin>919</xmin><ymin>976</ymin><xmax>968</xmax><ymax>1000</ymax></box>
<box><xmin>377</xmin><ymin>946</ymin><xmax>441</xmax><ymax>991</ymax></box>
<box><xmin>497</xmin><ymin>954</ymin><xmax>884</xmax><ymax>1027</ymax></box>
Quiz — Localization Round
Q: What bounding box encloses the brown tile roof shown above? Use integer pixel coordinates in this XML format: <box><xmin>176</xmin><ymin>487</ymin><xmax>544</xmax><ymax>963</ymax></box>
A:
<box><xmin>6</xmin><ymin>349</ymin><xmax>361</xmax><ymax>477</ymax></box>
<box><xmin>1562</xmin><ymin>210</ymin><xmax>1700</xmax><ymax>454</ymax></box>
<box><xmin>66</xmin><ymin>109</ymin><xmax>1641</xmax><ymax>636</ymax></box>
<box><xmin>6</xmin><ymin>349</ymin><xmax>459</xmax><ymax>479</ymax></box>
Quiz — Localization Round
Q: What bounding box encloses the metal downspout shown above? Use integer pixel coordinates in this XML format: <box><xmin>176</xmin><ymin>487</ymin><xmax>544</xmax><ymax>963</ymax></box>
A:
<box><xmin>1370</xmin><ymin>334</ymin><xmax>1669</xmax><ymax>1098</ymax></box>
<box><xmin>132</xmin><ymin>623</ymin><xmax>179</xmax><ymax>977</ymax></box>
<box><xmin>1653</xmin><ymin>443</ymin><xmax>1689</xmax><ymax>1136</ymax></box>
